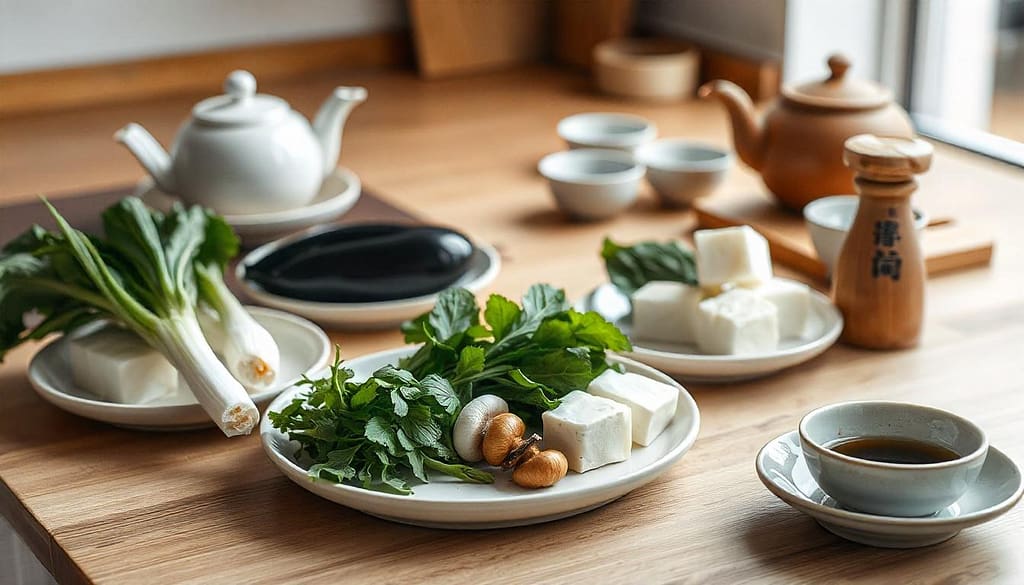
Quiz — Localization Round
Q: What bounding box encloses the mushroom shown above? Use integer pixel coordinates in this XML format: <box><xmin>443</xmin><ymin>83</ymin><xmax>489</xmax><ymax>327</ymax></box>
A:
<box><xmin>453</xmin><ymin>395</ymin><xmax>508</xmax><ymax>462</ymax></box>
<box><xmin>453</xmin><ymin>395</ymin><xmax>569</xmax><ymax>490</ymax></box>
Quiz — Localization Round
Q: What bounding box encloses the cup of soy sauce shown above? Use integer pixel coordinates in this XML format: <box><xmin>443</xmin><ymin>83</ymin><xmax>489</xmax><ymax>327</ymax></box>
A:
<box><xmin>798</xmin><ymin>401</ymin><xmax>989</xmax><ymax>517</ymax></box>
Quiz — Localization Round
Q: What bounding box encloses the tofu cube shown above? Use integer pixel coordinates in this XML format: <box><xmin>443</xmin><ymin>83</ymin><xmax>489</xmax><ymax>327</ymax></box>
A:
<box><xmin>70</xmin><ymin>327</ymin><xmax>180</xmax><ymax>404</ymax></box>
<box><xmin>631</xmin><ymin>281</ymin><xmax>703</xmax><ymax>344</ymax></box>
<box><xmin>753</xmin><ymin>278</ymin><xmax>811</xmax><ymax>339</ymax></box>
<box><xmin>695</xmin><ymin>289</ymin><xmax>779</xmax><ymax>355</ymax></box>
<box><xmin>694</xmin><ymin>226</ymin><xmax>773</xmax><ymax>288</ymax></box>
<box><xmin>587</xmin><ymin>370</ymin><xmax>679</xmax><ymax>446</ymax></box>
<box><xmin>542</xmin><ymin>391</ymin><xmax>632</xmax><ymax>473</ymax></box>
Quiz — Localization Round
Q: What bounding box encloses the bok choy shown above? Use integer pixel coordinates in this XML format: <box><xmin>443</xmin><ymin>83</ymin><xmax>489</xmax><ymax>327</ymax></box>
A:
<box><xmin>0</xmin><ymin>197</ymin><xmax>261</xmax><ymax>436</ymax></box>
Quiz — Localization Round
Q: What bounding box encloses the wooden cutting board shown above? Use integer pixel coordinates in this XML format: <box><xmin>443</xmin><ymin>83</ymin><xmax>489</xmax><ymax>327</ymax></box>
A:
<box><xmin>694</xmin><ymin>192</ymin><xmax>994</xmax><ymax>281</ymax></box>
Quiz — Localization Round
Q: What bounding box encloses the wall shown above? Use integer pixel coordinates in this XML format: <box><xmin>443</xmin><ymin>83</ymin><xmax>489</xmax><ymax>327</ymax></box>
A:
<box><xmin>0</xmin><ymin>0</ymin><xmax>406</xmax><ymax>74</ymax></box>
<box><xmin>637</xmin><ymin>0</ymin><xmax>786</xmax><ymax>61</ymax></box>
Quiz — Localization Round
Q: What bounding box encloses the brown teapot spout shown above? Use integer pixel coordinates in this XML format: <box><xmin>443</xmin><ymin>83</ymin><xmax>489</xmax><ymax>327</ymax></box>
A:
<box><xmin>698</xmin><ymin>80</ymin><xmax>765</xmax><ymax>172</ymax></box>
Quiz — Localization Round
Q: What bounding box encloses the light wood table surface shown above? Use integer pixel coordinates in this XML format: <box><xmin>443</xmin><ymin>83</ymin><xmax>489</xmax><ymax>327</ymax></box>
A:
<box><xmin>1</xmin><ymin>66</ymin><xmax>1022</xmax><ymax>584</ymax></box>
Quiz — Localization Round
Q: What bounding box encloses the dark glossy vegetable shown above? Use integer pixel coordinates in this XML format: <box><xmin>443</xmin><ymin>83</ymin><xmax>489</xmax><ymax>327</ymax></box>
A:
<box><xmin>245</xmin><ymin>224</ymin><xmax>476</xmax><ymax>302</ymax></box>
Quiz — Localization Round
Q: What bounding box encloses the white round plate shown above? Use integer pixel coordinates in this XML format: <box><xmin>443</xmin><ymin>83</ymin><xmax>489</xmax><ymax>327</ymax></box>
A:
<box><xmin>261</xmin><ymin>346</ymin><xmax>700</xmax><ymax>529</ymax></box>
<box><xmin>28</xmin><ymin>307</ymin><xmax>331</xmax><ymax>431</ymax></box>
<box><xmin>138</xmin><ymin>167</ymin><xmax>362</xmax><ymax>246</ymax></box>
<box><xmin>236</xmin><ymin>234</ymin><xmax>502</xmax><ymax>331</ymax></box>
<box><xmin>579</xmin><ymin>282</ymin><xmax>843</xmax><ymax>383</ymax></box>
<box><xmin>756</xmin><ymin>431</ymin><xmax>1023</xmax><ymax>548</ymax></box>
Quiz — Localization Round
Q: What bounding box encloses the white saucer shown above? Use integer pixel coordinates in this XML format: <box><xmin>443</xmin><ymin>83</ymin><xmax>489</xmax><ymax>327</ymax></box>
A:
<box><xmin>137</xmin><ymin>167</ymin><xmax>362</xmax><ymax>246</ymax></box>
<box><xmin>756</xmin><ymin>431</ymin><xmax>1023</xmax><ymax>548</ymax></box>
<box><xmin>578</xmin><ymin>283</ymin><xmax>843</xmax><ymax>383</ymax></box>
<box><xmin>262</xmin><ymin>346</ymin><xmax>700</xmax><ymax>529</ymax></box>
<box><xmin>27</xmin><ymin>307</ymin><xmax>332</xmax><ymax>431</ymax></box>
<box><xmin>236</xmin><ymin>230</ymin><xmax>502</xmax><ymax>331</ymax></box>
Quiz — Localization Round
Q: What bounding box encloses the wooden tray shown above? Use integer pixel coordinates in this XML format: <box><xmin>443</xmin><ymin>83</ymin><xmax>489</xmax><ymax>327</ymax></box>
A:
<box><xmin>694</xmin><ymin>192</ymin><xmax>994</xmax><ymax>281</ymax></box>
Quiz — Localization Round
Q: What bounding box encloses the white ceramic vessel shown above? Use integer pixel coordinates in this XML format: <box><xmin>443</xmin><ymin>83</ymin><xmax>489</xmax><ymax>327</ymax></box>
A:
<box><xmin>538</xmin><ymin>149</ymin><xmax>645</xmax><ymax>220</ymax></box>
<box><xmin>138</xmin><ymin>167</ymin><xmax>362</xmax><ymax>246</ymax></box>
<box><xmin>261</xmin><ymin>347</ymin><xmax>700</xmax><ymax>529</ymax></box>
<box><xmin>237</xmin><ymin>235</ymin><xmax>502</xmax><ymax>330</ymax></box>
<box><xmin>557</xmin><ymin>112</ymin><xmax>657</xmax><ymax>152</ymax></box>
<box><xmin>804</xmin><ymin>195</ymin><xmax>928</xmax><ymax>275</ymax></box>
<box><xmin>634</xmin><ymin>139</ymin><xmax>732</xmax><ymax>207</ymax></box>
<box><xmin>27</xmin><ymin>307</ymin><xmax>331</xmax><ymax>431</ymax></box>
<box><xmin>799</xmin><ymin>401</ymin><xmax>988</xmax><ymax>517</ymax></box>
<box><xmin>116</xmin><ymin>69</ymin><xmax>367</xmax><ymax>215</ymax></box>
<box><xmin>757</xmin><ymin>431</ymin><xmax>1022</xmax><ymax>548</ymax></box>
<box><xmin>579</xmin><ymin>282</ymin><xmax>843</xmax><ymax>382</ymax></box>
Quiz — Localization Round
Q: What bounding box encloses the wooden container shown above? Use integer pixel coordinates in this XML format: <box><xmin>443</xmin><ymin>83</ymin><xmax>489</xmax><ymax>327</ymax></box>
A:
<box><xmin>831</xmin><ymin>134</ymin><xmax>934</xmax><ymax>349</ymax></box>
<box><xmin>593</xmin><ymin>38</ymin><xmax>699</xmax><ymax>101</ymax></box>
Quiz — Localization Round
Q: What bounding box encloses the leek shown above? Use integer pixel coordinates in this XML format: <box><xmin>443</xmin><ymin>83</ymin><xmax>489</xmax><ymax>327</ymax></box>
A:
<box><xmin>0</xmin><ymin>198</ymin><xmax>258</xmax><ymax>436</ymax></box>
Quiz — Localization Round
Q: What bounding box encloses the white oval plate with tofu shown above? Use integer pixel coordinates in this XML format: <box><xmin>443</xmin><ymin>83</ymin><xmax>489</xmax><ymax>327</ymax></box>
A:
<box><xmin>261</xmin><ymin>346</ymin><xmax>700</xmax><ymax>529</ymax></box>
<box><xmin>27</xmin><ymin>307</ymin><xmax>332</xmax><ymax>431</ymax></box>
<box><xmin>579</xmin><ymin>283</ymin><xmax>843</xmax><ymax>383</ymax></box>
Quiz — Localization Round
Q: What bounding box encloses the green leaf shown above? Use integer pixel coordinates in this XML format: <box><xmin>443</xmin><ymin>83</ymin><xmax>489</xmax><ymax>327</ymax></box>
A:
<box><xmin>390</xmin><ymin>389</ymin><xmax>408</xmax><ymax>417</ymax></box>
<box><xmin>520</xmin><ymin>347</ymin><xmax>593</xmax><ymax>391</ymax></box>
<box><xmin>399</xmin><ymin>405</ymin><xmax>443</xmax><ymax>447</ymax></box>
<box><xmin>350</xmin><ymin>381</ymin><xmax>378</xmax><ymax>409</ymax></box>
<box><xmin>484</xmin><ymin>294</ymin><xmax>521</xmax><ymax>341</ymax></box>
<box><xmin>427</xmin><ymin>288</ymin><xmax>480</xmax><ymax>343</ymax></box>
<box><xmin>364</xmin><ymin>416</ymin><xmax>400</xmax><ymax>455</ymax></box>
<box><xmin>195</xmin><ymin>209</ymin><xmax>240</xmax><ymax>269</ymax></box>
<box><xmin>420</xmin><ymin>374</ymin><xmax>460</xmax><ymax>415</ymax></box>
<box><xmin>601</xmin><ymin>237</ymin><xmax>698</xmax><ymax>295</ymax></box>
<box><xmin>521</xmin><ymin>283</ymin><xmax>568</xmax><ymax>323</ymax></box>
<box><xmin>565</xmin><ymin>310</ymin><xmax>632</xmax><ymax>352</ymax></box>
<box><xmin>405</xmin><ymin>449</ymin><xmax>428</xmax><ymax>482</ymax></box>
<box><xmin>455</xmin><ymin>346</ymin><xmax>485</xmax><ymax>379</ymax></box>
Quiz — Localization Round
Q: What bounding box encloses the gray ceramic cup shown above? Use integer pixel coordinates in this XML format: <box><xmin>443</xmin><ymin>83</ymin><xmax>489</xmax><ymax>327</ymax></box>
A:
<box><xmin>799</xmin><ymin>401</ymin><xmax>988</xmax><ymax>517</ymax></box>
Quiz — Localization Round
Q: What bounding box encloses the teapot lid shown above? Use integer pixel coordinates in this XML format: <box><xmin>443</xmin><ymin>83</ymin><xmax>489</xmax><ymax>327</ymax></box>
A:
<box><xmin>782</xmin><ymin>55</ymin><xmax>892</xmax><ymax>110</ymax></box>
<box><xmin>191</xmin><ymin>70</ymin><xmax>289</xmax><ymax>126</ymax></box>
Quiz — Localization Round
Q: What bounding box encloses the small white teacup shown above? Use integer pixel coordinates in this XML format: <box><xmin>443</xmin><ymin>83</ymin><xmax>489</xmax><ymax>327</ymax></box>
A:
<box><xmin>799</xmin><ymin>401</ymin><xmax>988</xmax><ymax>517</ymax></box>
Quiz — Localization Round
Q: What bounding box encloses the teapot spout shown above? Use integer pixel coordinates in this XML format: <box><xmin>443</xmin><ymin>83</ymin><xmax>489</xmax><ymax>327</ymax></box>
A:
<box><xmin>313</xmin><ymin>86</ymin><xmax>368</xmax><ymax>177</ymax></box>
<box><xmin>114</xmin><ymin>123</ymin><xmax>176</xmax><ymax>193</ymax></box>
<box><xmin>698</xmin><ymin>80</ymin><xmax>765</xmax><ymax>172</ymax></box>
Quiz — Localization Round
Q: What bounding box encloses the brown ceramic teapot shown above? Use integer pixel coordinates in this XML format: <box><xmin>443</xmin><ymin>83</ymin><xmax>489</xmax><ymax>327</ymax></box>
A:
<box><xmin>699</xmin><ymin>54</ymin><xmax>914</xmax><ymax>210</ymax></box>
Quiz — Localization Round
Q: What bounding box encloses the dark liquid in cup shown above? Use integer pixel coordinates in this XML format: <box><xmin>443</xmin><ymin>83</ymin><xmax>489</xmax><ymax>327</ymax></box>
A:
<box><xmin>829</xmin><ymin>437</ymin><xmax>960</xmax><ymax>464</ymax></box>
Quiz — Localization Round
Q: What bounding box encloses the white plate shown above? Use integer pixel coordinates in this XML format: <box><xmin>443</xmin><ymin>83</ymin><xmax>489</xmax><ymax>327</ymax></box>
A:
<box><xmin>237</xmin><ymin>234</ymin><xmax>502</xmax><ymax>331</ymax></box>
<box><xmin>579</xmin><ymin>283</ymin><xmax>843</xmax><ymax>383</ymax></box>
<box><xmin>261</xmin><ymin>346</ymin><xmax>700</xmax><ymax>529</ymax></box>
<box><xmin>28</xmin><ymin>307</ymin><xmax>331</xmax><ymax>431</ymax></box>
<box><xmin>756</xmin><ymin>431</ymin><xmax>1023</xmax><ymax>548</ymax></box>
<box><xmin>138</xmin><ymin>167</ymin><xmax>362</xmax><ymax>246</ymax></box>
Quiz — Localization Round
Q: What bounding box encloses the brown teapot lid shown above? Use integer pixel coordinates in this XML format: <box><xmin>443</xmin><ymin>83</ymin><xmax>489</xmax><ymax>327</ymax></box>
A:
<box><xmin>782</xmin><ymin>54</ymin><xmax>892</xmax><ymax>110</ymax></box>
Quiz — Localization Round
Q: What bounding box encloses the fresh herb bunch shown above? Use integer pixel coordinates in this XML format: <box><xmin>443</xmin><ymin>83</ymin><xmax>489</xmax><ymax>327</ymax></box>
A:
<box><xmin>601</xmin><ymin>237</ymin><xmax>698</xmax><ymax>295</ymax></box>
<box><xmin>399</xmin><ymin>284</ymin><xmax>631</xmax><ymax>422</ymax></box>
<box><xmin>269</xmin><ymin>348</ymin><xmax>493</xmax><ymax>494</ymax></box>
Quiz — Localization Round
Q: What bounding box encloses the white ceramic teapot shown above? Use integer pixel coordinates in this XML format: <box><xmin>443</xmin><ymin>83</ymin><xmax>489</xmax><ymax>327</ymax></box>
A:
<box><xmin>116</xmin><ymin>70</ymin><xmax>367</xmax><ymax>214</ymax></box>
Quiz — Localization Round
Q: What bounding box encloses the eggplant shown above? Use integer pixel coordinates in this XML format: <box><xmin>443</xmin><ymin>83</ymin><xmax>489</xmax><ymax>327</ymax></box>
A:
<box><xmin>245</xmin><ymin>224</ymin><xmax>476</xmax><ymax>302</ymax></box>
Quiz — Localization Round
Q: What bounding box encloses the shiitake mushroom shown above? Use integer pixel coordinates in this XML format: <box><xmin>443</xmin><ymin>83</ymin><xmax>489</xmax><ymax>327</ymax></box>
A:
<box><xmin>245</xmin><ymin>224</ymin><xmax>475</xmax><ymax>302</ymax></box>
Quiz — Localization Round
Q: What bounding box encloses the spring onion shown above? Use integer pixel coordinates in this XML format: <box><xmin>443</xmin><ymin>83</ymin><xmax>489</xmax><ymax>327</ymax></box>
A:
<box><xmin>0</xmin><ymin>197</ymin><xmax>259</xmax><ymax>436</ymax></box>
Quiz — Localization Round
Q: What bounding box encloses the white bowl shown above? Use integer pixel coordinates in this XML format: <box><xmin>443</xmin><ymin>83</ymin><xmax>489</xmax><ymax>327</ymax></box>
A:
<box><xmin>634</xmin><ymin>139</ymin><xmax>731</xmax><ymax>207</ymax></box>
<box><xmin>799</xmin><ymin>401</ymin><xmax>988</xmax><ymax>517</ymax></box>
<box><xmin>538</xmin><ymin>148</ymin><xmax>645</xmax><ymax>221</ymax></box>
<box><xmin>556</xmin><ymin>113</ymin><xmax>657</xmax><ymax>152</ymax></box>
<box><xmin>804</xmin><ymin>195</ymin><xmax>928</xmax><ymax>275</ymax></box>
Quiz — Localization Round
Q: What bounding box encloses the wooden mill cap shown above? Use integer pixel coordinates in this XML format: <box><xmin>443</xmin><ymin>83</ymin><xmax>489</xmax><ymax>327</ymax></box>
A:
<box><xmin>843</xmin><ymin>134</ymin><xmax>933</xmax><ymax>181</ymax></box>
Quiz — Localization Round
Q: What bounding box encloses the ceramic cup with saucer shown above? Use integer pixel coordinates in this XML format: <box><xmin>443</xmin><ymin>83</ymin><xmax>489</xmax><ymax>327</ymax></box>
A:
<box><xmin>757</xmin><ymin>430</ymin><xmax>1022</xmax><ymax>548</ymax></box>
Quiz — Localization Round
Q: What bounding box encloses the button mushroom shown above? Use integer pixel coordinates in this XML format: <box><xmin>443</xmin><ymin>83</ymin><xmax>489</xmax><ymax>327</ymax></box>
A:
<box><xmin>452</xmin><ymin>394</ymin><xmax>568</xmax><ymax>489</ymax></box>
<box><xmin>453</xmin><ymin>395</ymin><xmax>508</xmax><ymax>462</ymax></box>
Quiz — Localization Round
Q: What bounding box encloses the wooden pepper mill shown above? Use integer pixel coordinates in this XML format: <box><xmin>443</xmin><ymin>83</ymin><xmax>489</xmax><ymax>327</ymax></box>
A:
<box><xmin>832</xmin><ymin>134</ymin><xmax>933</xmax><ymax>349</ymax></box>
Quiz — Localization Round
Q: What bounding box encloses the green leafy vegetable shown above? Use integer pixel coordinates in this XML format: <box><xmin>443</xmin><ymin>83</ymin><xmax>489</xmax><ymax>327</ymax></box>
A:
<box><xmin>0</xmin><ymin>197</ymin><xmax>259</xmax><ymax>436</ymax></box>
<box><xmin>601</xmin><ymin>237</ymin><xmax>698</xmax><ymax>295</ymax></box>
<box><xmin>269</xmin><ymin>348</ymin><xmax>493</xmax><ymax>494</ymax></box>
<box><xmin>399</xmin><ymin>284</ymin><xmax>631</xmax><ymax>422</ymax></box>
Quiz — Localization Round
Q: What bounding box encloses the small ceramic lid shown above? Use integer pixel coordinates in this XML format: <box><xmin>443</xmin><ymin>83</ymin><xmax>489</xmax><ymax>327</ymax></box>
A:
<box><xmin>191</xmin><ymin>70</ymin><xmax>289</xmax><ymax>126</ymax></box>
<box><xmin>782</xmin><ymin>55</ymin><xmax>892</xmax><ymax>110</ymax></box>
<box><xmin>844</xmin><ymin>134</ymin><xmax>933</xmax><ymax>181</ymax></box>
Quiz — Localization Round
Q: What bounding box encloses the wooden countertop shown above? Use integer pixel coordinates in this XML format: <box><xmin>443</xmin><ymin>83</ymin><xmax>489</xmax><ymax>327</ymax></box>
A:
<box><xmin>1</xmin><ymin>66</ymin><xmax>1022</xmax><ymax>584</ymax></box>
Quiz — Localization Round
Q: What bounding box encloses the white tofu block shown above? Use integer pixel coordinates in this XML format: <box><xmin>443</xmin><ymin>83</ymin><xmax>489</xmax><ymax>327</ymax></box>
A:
<box><xmin>70</xmin><ymin>327</ymin><xmax>180</xmax><ymax>405</ymax></box>
<box><xmin>542</xmin><ymin>390</ymin><xmax>632</xmax><ymax>473</ymax></box>
<box><xmin>631</xmin><ymin>281</ymin><xmax>703</xmax><ymax>344</ymax></box>
<box><xmin>587</xmin><ymin>370</ymin><xmax>678</xmax><ymax>446</ymax></box>
<box><xmin>695</xmin><ymin>289</ymin><xmax>779</xmax><ymax>355</ymax></box>
<box><xmin>694</xmin><ymin>226</ymin><xmax>773</xmax><ymax>288</ymax></box>
<box><xmin>753</xmin><ymin>278</ymin><xmax>811</xmax><ymax>338</ymax></box>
